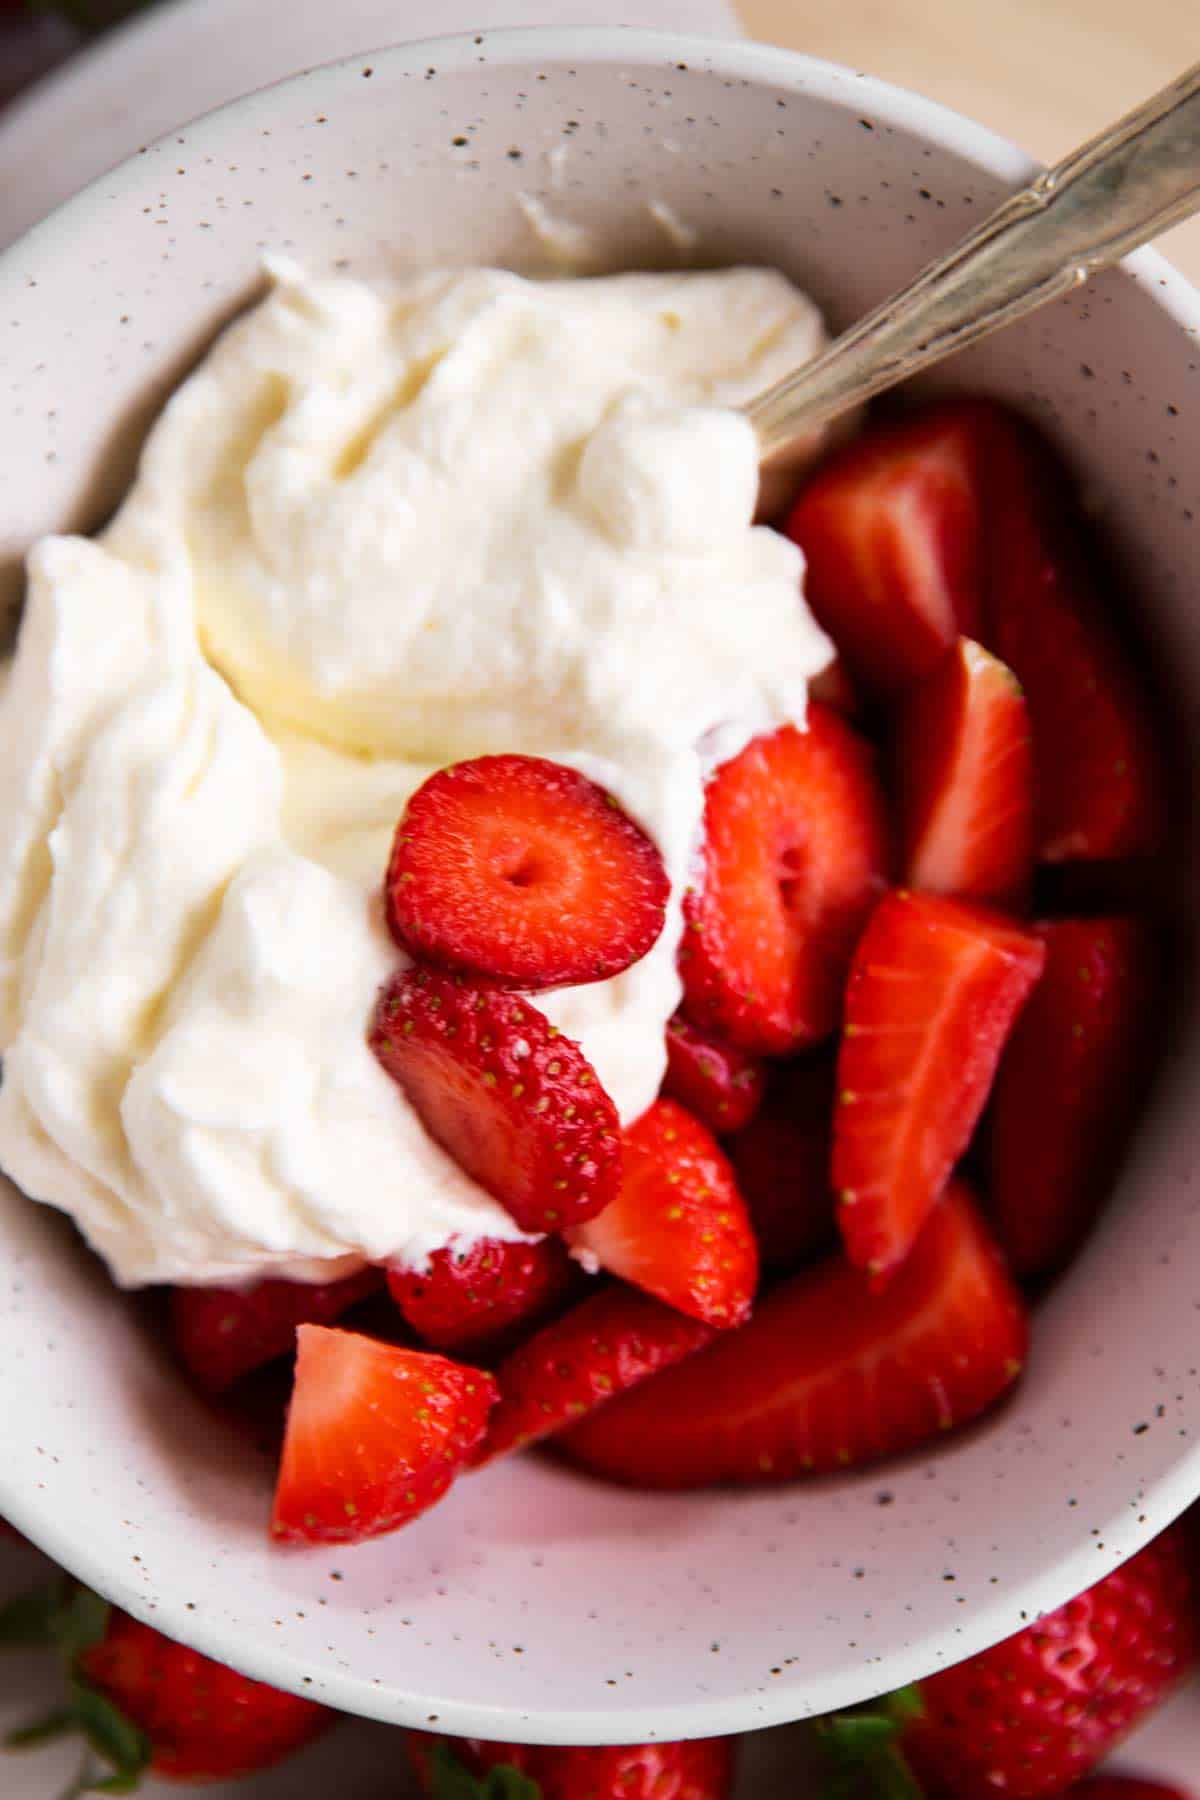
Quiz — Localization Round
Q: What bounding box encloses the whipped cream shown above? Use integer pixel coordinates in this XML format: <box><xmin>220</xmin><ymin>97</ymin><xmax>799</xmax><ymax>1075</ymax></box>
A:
<box><xmin>0</xmin><ymin>263</ymin><xmax>832</xmax><ymax>1287</ymax></box>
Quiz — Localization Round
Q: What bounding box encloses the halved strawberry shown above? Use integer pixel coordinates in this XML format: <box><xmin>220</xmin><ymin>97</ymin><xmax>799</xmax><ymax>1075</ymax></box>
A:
<box><xmin>985</xmin><ymin>414</ymin><xmax>1168</xmax><ymax>864</ymax></box>
<box><xmin>479</xmin><ymin>1284</ymin><xmax>716</xmax><ymax>1464</ymax></box>
<box><xmin>679</xmin><ymin>708</ymin><xmax>889</xmax><ymax>1055</ymax></box>
<box><xmin>896</xmin><ymin>637</ymin><xmax>1034</xmax><ymax>910</ymax></box>
<box><xmin>785</xmin><ymin>401</ymin><xmax>988</xmax><ymax>691</ymax></box>
<box><xmin>990</xmin><ymin>918</ymin><xmax>1158</xmax><ymax>1279</ymax></box>
<box><xmin>271</xmin><ymin>1325</ymin><xmax>496</xmax><ymax>1545</ymax></box>
<box><xmin>834</xmin><ymin>890</ymin><xmax>1045</xmax><ymax>1282</ymax></box>
<box><xmin>387</xmin><ymin>1235</ymin><xmax>575</xmax><ymax>1355</ymax></box>
<box><xmin>726</xmin><ymin>1053</ymin><xmax>838</xmax><ymax>1273</ymax></box>
<box><xmin>558</xmin><ymin>1181</ymin><xmax>1025</xmax><ymax>1486</ymax></box>
<box><xmin>386</xmin><ymin>754</ymin><xmax>669</xmax><ymax>989</ymax></box>
<box><xmin>371</xmin><ymin>970</ymin><xmax>621</xmax><ymax>1233</ymax></box>
<box><xmin>170</xmin><ymin>1268</ymin><xmax>383</xmax><ymax>1394</ymax></box>
<box><xmin>569</xmin><ymin>1098</ymin><xmax>758</xmax><ymax>1328</ymax></box>
<box><xmin>662</xmin><ymin>1012</ymin><xmax>765</xmax><ymax>1136</ymax></box>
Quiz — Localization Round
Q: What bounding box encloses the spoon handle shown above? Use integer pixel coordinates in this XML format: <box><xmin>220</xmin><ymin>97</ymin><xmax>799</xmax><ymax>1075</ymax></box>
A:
<box><xmin>747</xmin><ymin>61</ymin><xmax>1200</xmax><ymax>459</ymax></box>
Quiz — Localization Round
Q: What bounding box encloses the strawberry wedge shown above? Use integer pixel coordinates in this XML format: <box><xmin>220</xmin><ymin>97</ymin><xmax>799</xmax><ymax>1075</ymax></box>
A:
<box><xmin>559</xmin><ymin>1182</ymin><xmax>1026</xmax><ymax>1486</ymax></box>
<box><xmin>726</xmin><ymin>1053</ymin><xmax>838</xmax><ymax>1274</ymax></box>
<box><xmin>834</xmin><ymin>890</ymin><xmax>1045</xmax><ymax>1281</ymax></box>
<box><xmin>662</xmin><ymin>1012</ymin><xmax>765</xmax><ymax>1137</ymax></box>
<box><xmin>170</xmin><ymin>1269</ymin><xmax>383</xmax><ymax>1395</ymax></box>
<box><xmin>387</xmin><ymin>1236</ymin><xmax>575</xmax><ymax>1356</ymax></box>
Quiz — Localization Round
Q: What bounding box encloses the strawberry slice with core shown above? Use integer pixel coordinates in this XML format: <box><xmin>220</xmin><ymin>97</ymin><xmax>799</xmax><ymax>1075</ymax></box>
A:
<box><xmin>479</xmin><ymin>1284</ymin><xmax>716</xmax><ymax>1464</ymax></box>
<box><xmin>569</xmin><ymin>1098</ymin><xmax>758</xmax><ymax>1328</ymax></box>
<box><xmin>834</xmin><ymin>890</ymin><xmax>1045</xmax><ymax>1281</ymax></box>
<box><xmin>387</xmin><ymin>1235</ymin><xmax>574</xmax><ymax>1355</ymax></box>
<box><xmin>726</xmin><ymin>1052</ymin><xmax>838</xmax><ymax>1273</ymax></box>
<box><xmin>270</xmin><ymin>1325</ymin><xmax>496</xmax><ymax>1545</ymax></box>
<box><xmin>662</xmin><ymin>1012</ymin><xmax>765</xmax><ymax>1136</ymax></box>
<box><xmin>990</xmin><ymin>917</ymin><xmax>1158</xmax><ymax>1280</ymax></box>
<box><xmin>559</xmin><ymin>1181</ymin><xmax>1025</xmax><ymax>1486</ymax></box>
<box><xmin>679</xmin><ymin>708</ymin><xmax>889</xmax><ymax>1055</ymax></box>
<box><xmin>170</xmin><ymin>1268</ymin><xmax>382</xmax><ymax>1394</ymax></box>
<box><xmin>386</xmin><ymin>754</ymin><xmax>669</xmax><ymax>989</ymax></box>
<box><xmin>371</xmin><ymin>969</ymin><xmax>621</xmax><ymax>1233</ymax></box>
<box><xmin>896</xmin><ymin>636</ymin><xmax>1034</xmax><ymax>910</ymax></box>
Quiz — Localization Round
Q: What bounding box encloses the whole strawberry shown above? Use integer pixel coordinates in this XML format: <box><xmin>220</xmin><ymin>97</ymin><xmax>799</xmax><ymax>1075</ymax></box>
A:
<box><xmin>816</xmin><ymin>1521</ymin><xmax>1198</xmax><ymax>1798</ymax></box>
<box><xmin>407</xmin><ymin>1728</ymin><xmax>737</xmax><ymax>1799</ymax></box>
<box><xmin>1</xmin><ymin>1577</ymin><xmax>331</xmax><ymax>1786</ymax></box>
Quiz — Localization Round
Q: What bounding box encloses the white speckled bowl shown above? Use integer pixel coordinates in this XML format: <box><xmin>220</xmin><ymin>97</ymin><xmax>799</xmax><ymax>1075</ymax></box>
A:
<box><xmin>2</xmin><ymin>25</ymin><xmax>1200</xmax><ymax>1745</ymax></box>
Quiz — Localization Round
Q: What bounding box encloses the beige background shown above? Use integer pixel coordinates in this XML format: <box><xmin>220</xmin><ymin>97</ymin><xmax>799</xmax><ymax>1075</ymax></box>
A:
<box><xmin>740</xmin><ymin>0</ymin><xmax>1200</xmax><ymax>281</ymax></box>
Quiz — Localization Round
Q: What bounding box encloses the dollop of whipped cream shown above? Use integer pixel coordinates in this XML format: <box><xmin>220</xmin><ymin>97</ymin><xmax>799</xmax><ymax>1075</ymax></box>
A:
<box><xmin>0</xmin><ymin>262</ymin><xmax>832</xmax><ymax>1287</ymax></box>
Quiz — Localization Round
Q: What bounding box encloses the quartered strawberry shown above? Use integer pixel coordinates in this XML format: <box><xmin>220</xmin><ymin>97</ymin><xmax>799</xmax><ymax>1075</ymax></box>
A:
<box><xmin>569</xmin><ymin>1098</ymin><xmax>758</xmax><ymax>1328</ymax></box>
<box><xmin>985</xmin><ymin>413</ymin><xmax>1167</xmax><ymax>865</ymax></box>
<box><xmin>479</xmin><ymin>1284</ymin><xmax>716</xmax><ymax>1464</ymax></box>
<box><xmin>386</xmin><ymin>754</ymin><xmax>669</xmax><ymax>989</ymax></box>
<box><xmin>407</xmin><ymin>1730</ymin><xmax>737</xmax><ymax>1799</ymax></box>
<box><xmin>271</xmin><ymin>1325</ymin><xmax>495</xmax><ymax>1545</ymax></box>
<box><xmin>0</xmin><ymin>1580</ymin><xmax>331</xmax><ymax>1787</ymax></box>
<box><xmin>679</xmin><ymin>708</ymin><xmax>889</xmax><ymax>1055</ymax></box>
<box><xmin>662</xmin><ymin>1012</ymin><xmax>766</xmax><ymax>1136</ymax></box>
<box><xmin>726</xmin><ymin>1053</ymin><xmax>838</xmax><ymax>1273</ymax></box>
<box><xmin>785</xmin><ymin>400</ymin><xmax>988</xmax><ymax>691</ymax></box>
<box><xmin>990</xmin><ymin>918</ymin><xmax>1158</xmax><ymax>1280</ymax></box>
<box><xmin>834</xmin><ymin>890</ymin><xmax>1045</xmax><ymax>1282</ymax></box>
<box><xmin>559</xmin><ymin>1181</ymin><xmax>1025</xmax><ymax>1487</ymax></box>
<box><xmin>371</xmin><ymin>969</ymin><xmax>621</xmax><ymax>1233</ymax></box>
<box><xmin>896</xmin><ymin>636</ymin><xmax>1034</xmax><ymax>910</ymax></box>
<box><xmin>387</xmin><ymin>1235</ymin><xmax>575</xmax><ymax>1355</ymax></box>
<box><xmin>170</xmin><ymin>1267</ymin><xmax>382</xmax><ymax>1394</ymax></box>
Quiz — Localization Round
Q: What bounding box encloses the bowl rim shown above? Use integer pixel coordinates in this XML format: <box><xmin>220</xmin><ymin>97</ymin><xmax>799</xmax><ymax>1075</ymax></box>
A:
<box><xmin>4</xmin><ymin>20</ymin><xmax>1200</xmax><ymax>1747</ymax></box>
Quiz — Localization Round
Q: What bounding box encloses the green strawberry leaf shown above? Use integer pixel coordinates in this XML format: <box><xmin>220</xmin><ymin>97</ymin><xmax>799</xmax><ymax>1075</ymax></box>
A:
<box><xmin>427</xmin><ymin>1741</ymin><xmax>542</xmax><ymax>1800</ymax></box>
<box><xmin>0</xmin><ymin>1576</ymin><xmax>69</xmax><ymax>1648</ymax></box>
<box><xmin>56</xmin><ymin>1590</ymin><xmax>112</xmax><ymax>1665</ymax></box>
<box><xmin>69</xmin><ymin>1678</ymin><xmax>151</xmax><ymax>1787</ymax></box>
<box><xmin>813</xmin><ymin>1688</ymin><xmax>927</xmax><ymax>1800</ymax></box>
<box><xmin>6</xmin><ymin>1707</ymin><xmax>75</xmax><ymax>1749</ymax></box>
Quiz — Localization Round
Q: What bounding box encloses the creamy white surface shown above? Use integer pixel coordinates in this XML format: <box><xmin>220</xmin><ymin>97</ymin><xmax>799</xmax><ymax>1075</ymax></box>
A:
<box><xmin>0</xmin><ymin>264</ymin><xmax>832</xmax><ymax>1287</ymax></box>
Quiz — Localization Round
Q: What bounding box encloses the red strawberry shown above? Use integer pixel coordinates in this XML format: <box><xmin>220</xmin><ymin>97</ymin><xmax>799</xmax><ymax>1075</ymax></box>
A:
<box><xmin>559</xmin><ymin>1181</ymin><xmax>1025</xmax><ymax>1486</ymax></box>
<box><xmin>726</xmin><ymin>1053</ymin><xmax>838</xmax><ymax>1272</ymax></box>
<box><xmin>662</xmin><ymin>1012</ymin><xmax>765</xmax><ymax>1136</ymax></box>
<box><xmin>990</xmin><ymin>918</ymin><xmax>1158</xmax><ymax>1279</ymax></box>
<box><xmin>785</xmin><ymin>401</ymin><xmax>988</xmax><ymax>691</ymax></box>
<box><xmin>834</xmin><ymin>890</ymin><xmax>1045</xmax><ymax>1281</ymax></box>
<box><xmin>896</xmin><ymin>636</ymin><xmax>1034</xmax><ymax>910</ymax></box>
<box><xmin>985</xmin><ymin>413</ymin><xmax>1167</xmax><ymax>864</ymax></box>
<box><xmin>170</xmin><ymin>1267</ymin><xmax>382</xmax><ymax>1394</ymax></box>
<box><xmin>271</xmin><ymin>1325</ymin><xmax>495</xmax><ymax>1545</ymax></box>
<box><xmin>387</xmin><ymin>1235</ymin><xmax>574</xmax><ymax>1355</ymax></box>
<box><xmin>407</xmin><ymin>1730</ymin><xmax>737</xmax><ymax>1799</ymax></box>
<box><xmin>371</xmin><ymin>969</ymin><xmax>621</xmax><ymax>1233</ymax></box>
<box><xmin>569</xmin><ymin>1098</ymin><xmax>758</xmax><ymax>1328</ymax></box>
<box><xmin>900</xmin><ymin>1521</ymin><xmax>1200</xmax><ymax>1797</ymax></box>
<box><xmin>479</xmin><ymin>1283</ymin><xmax>716</xmax><ymax>1464</ymax></box>
<box><xmin>1073</xmin><ymin>1783</ymin><xmax>1194</xmax><ymax>1800</ymax></box>
<box><xmin>385</xmin><ymin>754</ymin><xmax>669</xmax><ymax>989</ymax></box>
<box><xmin>0</xmin><ymin>1580</ymin><xmax>331</xmax><ymax>1786</ymax></box>
<box><xmin>679</xmin><ymin>708</ymin><xmax>889</xmax><ymax>1055</ymax></box>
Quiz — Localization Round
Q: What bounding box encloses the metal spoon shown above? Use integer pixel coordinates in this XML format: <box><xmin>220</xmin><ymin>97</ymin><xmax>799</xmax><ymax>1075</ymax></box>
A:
<box><xmin>746</xmin><ymin>61</ymin><xmax>1200</xmax><ymax>465</ymax></box>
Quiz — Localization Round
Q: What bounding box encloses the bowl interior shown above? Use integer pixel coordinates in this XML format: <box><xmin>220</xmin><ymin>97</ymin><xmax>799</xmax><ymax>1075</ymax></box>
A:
<box><xmin>2</xmin><ymin>27</ymin><xmax>1200</xmax><ymax>1743</ymax></box>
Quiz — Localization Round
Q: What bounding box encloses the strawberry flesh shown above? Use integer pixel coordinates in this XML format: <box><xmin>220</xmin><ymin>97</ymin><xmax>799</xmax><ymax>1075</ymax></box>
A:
<box><xmin>387</xmin><ymin>1234</ymin><xmax>575</xmax><ymax>1355</ymax></box>
<box><xmin>386</xmin><ymin>753</ymin><xmax>669</xmax><ymax>989</ymax></box>
<box><xmin>569</xmin><ymin>1097</ymin><xmax>758</xmax><ymax>1328</ymax></box>
<box><xmin>679</xmin><ymin>708</ymin><xmax>889</xmax><ymax>1055</ymax></box>
<box><xmin>834</xmin><ymin>890</ymin><xmax>1045</xmax><ymax>1281</ymax></box>
<box><xmin>726</xmin><ymin>1053</ymin><xmax>838</xmax><ymax>1273</ymax></box>
<box><xmin>662</xmin><ymin>1012</ymin><xmax>765</xmax><ymax>1136</ymax></box>
<box><xmin>371</xmin><ymin>969</ymin><xmax>621</xmax><ymax>1233</ymax></box>
<box><xmin>271</xmin><ymin>1325</ymin><xmax>496</xmax><ymax>1545</ymax></box>
<box><xmin>170</xmin><ymin>1268</ymin><xmax>382</xmax><ymax>1394</ymax></box>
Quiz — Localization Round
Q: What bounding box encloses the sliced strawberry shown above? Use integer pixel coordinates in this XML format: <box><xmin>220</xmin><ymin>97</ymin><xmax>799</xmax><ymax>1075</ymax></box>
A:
<box><xmin>896</xmin><ymin>637</ymin><xmax>1034</xmax><ymax>910</ymax></box>
<box><xmin>985</xmin><ymin>414</ymin><xmax>1168</xmax><ymax>864</ymax></box>
<box><xmin>569</xmin><ymin>1098</ymin><xmax>758</xmax><ymax>1328</ymax></box>
<box><xmin>662</xmin><ymin>1012</ymin><xmax>766</xmax><ymax>1136</ymax></box>
<box><xmin>170</xmin><ymin>1267</ymin><xmax>383</xmax><ymax>1394</ymax></box>
<box><xmin>990</xmin><ymin>918</ymin><xmax>1158</xmax><ymax>1279</ymax></box>
<box><xmin>834</xmin><ymin>890</ymin><xmax>1045</xmax><ymax>1281</ymax></box>
<box><xmin>386</xmin><ymin>754</ymin><xmax>669</xmax><ymax>989</ymax></box>
<box><xmin>371</xmin><ymin>969</ymin><xmax>621</xmax><ymax>1233</ymax></box>
<box><xmin>479</xmin><ymin>1284</ymin><xmax>716</xmax><ymax>1464</ymax></box>
<box><xmin>387</xmin><ymin>1235</ymin><xmax>574</xmax><ymax>1355</ymax></box>
<box><xmin>785</xmin><ymin>401</ymin><xmax>988</xmax><ymax>691</ymax></box>
<box><xmin>559</xmin><ymin>1181</ymin><xmax>1026</xmax><ymax>1486</ymax></box>
<box><xmin>270</xmin><ymin>1325</ymin><xmax>496</xmax><ymax>1545</ymax></box>
<box><xmin>679</xmin><ymin>708</ymin><xmax>889</xmax><ymax>1055</ymax></box>
<box><xmin>407</xmin><ymin>1731</ymin><xmax>738</xmax><ymax>1800</ymax></box>
<box><xmin>726</xmin><ymin>1053</ymin><xmax>838</xmax><ymax>1272</ymax></box>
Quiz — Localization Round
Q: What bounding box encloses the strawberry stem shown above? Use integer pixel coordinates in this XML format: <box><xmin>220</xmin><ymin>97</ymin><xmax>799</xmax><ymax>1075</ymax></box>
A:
<box><xmin>812</xmin><ymin>1687</ymin><xmax>927</xmax><ymax>1799</ymax></box>
<box><xmin>427</xmin><ymin>1741</ymin><xmax>543</xmax><ymax>1799</ymax></box>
